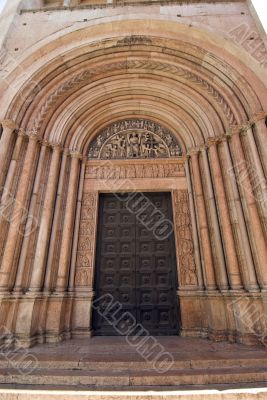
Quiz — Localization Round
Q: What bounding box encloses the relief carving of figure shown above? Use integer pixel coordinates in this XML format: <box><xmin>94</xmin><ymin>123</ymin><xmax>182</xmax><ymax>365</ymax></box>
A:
<box><xmin>127</xmin><ymin>132</ymin><xmax>141</xmax><ymax>157</ymax></box>
<box><xmin>88</xmin><ymin>119</ymin><xmax>182</xmax><ymax>160</ymax></box>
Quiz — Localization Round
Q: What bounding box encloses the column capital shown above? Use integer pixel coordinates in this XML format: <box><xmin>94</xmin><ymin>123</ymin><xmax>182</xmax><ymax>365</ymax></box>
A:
<box><xmin>0</xmin><ymin>119</ymin><xmax>17</xmax><ymax>131</ymax></box>
<box><xmin>240</xmin><ymin>123</ymin><xmax>252</xmax><ymax>136</ymax></box>
<box><xmin>228</xmin><ymin>125</ymin><xmax>242</xmax><ymax>137</ymax></box>
<box><xmin>17</xmin><ymin>128</ymin><xmax>27</xmax><ymax>138</ymax></box>
<box><xmin>50</xmin><ymin>142</ymin><xmax>63</xmax><ymax>152</ymax></box>
<box><xmin>188</xmin><ymin>148</ymin><xmax>200</xmax><ymax>157</ymax></box>
<box><xmin>69</xmin><ymin>150</ymin><xmax>83</xmax><ymax>160</ymax></box>
<box><xmin>199</xmin><ymin>145</ymin><xmax>207</xmax><ymax>153</ymax></box>
<box><xmin>250</xmin><ymin>112</ymin><xmax>267</xmax><ymax>124</ymax></box>
<box><xmin>218</xmin><ymin>135</ymin><xmax>228</xmax><ymax>144</ymax></box>
<box><xmin>41</xmin><ymin>139</ymin><xmax>52</xmax><ymax>148</ymax></box>
<box><xmin>206</xmin><ymin>137</ymin><xmax>219</xmax><ymax>147</ymax></box>
<box><xmin>27</xmin><ymin>127</ymin><xmax>41</xmax><ymax>142</ymax></box>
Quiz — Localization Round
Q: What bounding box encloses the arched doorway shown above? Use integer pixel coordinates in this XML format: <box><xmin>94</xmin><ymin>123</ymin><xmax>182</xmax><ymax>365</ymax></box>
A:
<box><xmin>0</xmin><ymin>17</ymin><xmax>266</xmax><ymax>348</ymax></box>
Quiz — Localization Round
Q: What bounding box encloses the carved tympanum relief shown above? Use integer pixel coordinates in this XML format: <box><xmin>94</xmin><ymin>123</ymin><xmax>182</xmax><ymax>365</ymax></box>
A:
<box><xmin>88</xmin><ymin>119</ymin><xmax>182</xmax><ymax>160</ymax></box>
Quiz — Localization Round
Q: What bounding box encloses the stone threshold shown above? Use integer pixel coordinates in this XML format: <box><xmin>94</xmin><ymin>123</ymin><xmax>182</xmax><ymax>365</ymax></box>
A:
<box><xmin>0</xmin><ymin>387</ymin><xmax>267</xmax><ymax>399</ymax></box>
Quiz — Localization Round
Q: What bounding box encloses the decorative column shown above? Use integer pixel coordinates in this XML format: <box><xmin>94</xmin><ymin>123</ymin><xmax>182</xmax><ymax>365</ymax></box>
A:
<box><xmin>189</xmin><ymin>150</ymin><xmax>217</xmax><ymax>290</ymax></box>
<box><xmin>229</xmin><ymin>130</ymin><xmax>267</xmax><ymax>289</ymax></box>
<box><xmin>251</xmin><ymin>113</ymin><xmax>267</xmax><ymax>177</ymax></box>
<box><xmin>55</xmin><ymin>151</ymin><xmax>81</xmax><ymax>291</ymax></box>
<box><xmin>0</xmin><ymin>120</ymin><xmax>17</xmax><ymax>188</ymax></box>
<box><xmin>28</xmin><ymin>144</ymin><xmax>62</xmax><ymax>291</ymax></box>
<box><xmin>240</xmin><ymin>124</ymin><xmax>267</xmax><ymax>240</ymax></box>
<box><xmin>0</xmin><ymin>132</ymin><xmax>40</xmax><ymax>291</ymax></box>
<box><xmin>69</xmin><ymin>160</ymin><xmax>86</xmax><ymax>291</ymax></box>
<box><xmin>185</xmin><ymin>158</ymin><xmax>203</xmax><ymax>289</ymax></box>
<box><xmin>43</xmin><ymin>150</ymin><xmax>68</xmax><ymax>291</ymax></box>
<box><xmin>14</xmin><ymin>141</ymin><xmax>50</xmax><ymax>291</ymax></box>
<box><xmin>0</xmin><ymin>130</ymin><xmax>25</xmax><ymax>236</ymax></box>
<box><xmin>207</xmin><ymin>138</ymin><xmax>242</xmax><ymax>290</ymax></box>
<box><xmin>200</xmin><ymin>146</ymin><xmax>228</xmax><ymax>290</ymax></box>
<box><xmin>218</xmin><ymin>136</ymin><xmax>258</xmax><ymax>291</ymax></box>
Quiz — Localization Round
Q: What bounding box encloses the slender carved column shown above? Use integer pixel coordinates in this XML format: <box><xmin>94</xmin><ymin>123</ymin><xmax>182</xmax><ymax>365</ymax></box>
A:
<box><xmin>55</xmin><ymin>152</ymin><xmax>81</xmax><ymax>292</ymax></box>
<box><xmin>0</xmin><ymin>132</ymin><xmax>40</xmax><ymax>291</ymax></box>
<box><xmin>185</xmin><ymin>158</ymin><xmax>203</xmax><ymax>289</ymax></box>
<box><xmin>200</xmin><ymin>146</ymin><xmax>228</xmax><ymax>290</ymax></box>
<box><xmin>218</xmin><ymin>137</ymin><xmax>258</xmax><ymax>291</ymax></box>
<box><xmin>240</xmin><ymin>125</ymin><xmax>267</xmax><ymax>240</ymax></box>
<box><xmin>69</xmin><ymin>160</ymin><xmax>86</xmax><ymax>291</ymax></box>
<box><xmin>251</xmin><ymin>113</ymin><xmax>267</xmax><ymax>177</ymax></box>
<box><xmin>189</xmin><ymin>150</ymin><xmax>217</xmax><ymax>290</ymax></box>
<box><xmin>229</xmin><ymin>130</ymin><xmax>267</xmax><ymax>289</ymax></box>
<box><xmin>0</xmin><ymin>120</ymin><xmax>17</xmax><ymax>188</ymax></box>
<box><xmin>207</xmin><ymin>139</ymin><xmax>242</xmax><ymax>290</ymax></box>
<box><xmin>0</xmin><ymin>130</ymin><xmax>25</xmax><ymax>237</ymax></box>
<box><xmin>14</xmin><ymin>141</ymin><xmax>50</xmax><ymax>291</ymax></box>
<box><xmin>28</xmin><ymin>144</ymin><xmax>62</xmax><ymax>291</ymax></box>
<box><xmin>43</xmin><ymin>150</ymin><xmax>68</xmax><ymax>291</ymax></box>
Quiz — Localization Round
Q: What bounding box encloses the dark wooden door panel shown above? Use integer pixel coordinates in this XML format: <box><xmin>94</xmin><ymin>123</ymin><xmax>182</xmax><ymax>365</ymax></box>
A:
<box><xmin>93</xmin><ymin>192</ymin><xmax>179</xmax><ymax>336</ymax></box>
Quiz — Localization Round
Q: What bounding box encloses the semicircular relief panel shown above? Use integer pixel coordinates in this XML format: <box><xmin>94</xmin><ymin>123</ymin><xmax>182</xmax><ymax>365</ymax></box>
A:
<box><xmin>88</xmin><ymin>119</ymin><xmax>182</xmax><ymax>160</ymax></box>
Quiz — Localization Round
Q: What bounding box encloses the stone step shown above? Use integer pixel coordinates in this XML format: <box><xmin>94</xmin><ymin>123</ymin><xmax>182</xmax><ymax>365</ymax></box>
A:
<box><xmin>2</xmin><ymin>354</ymin><xmax>267</xmax><ymax>371</ymax></box>
<box><xmin>1</xmin><ymin>365</ymin><xmax>267</xmax><ymax>387</ymax></box>
<box><xmin>1</xmin><ymin>387</ymin><xmax>267</xmax><ymax>400</ymax></box>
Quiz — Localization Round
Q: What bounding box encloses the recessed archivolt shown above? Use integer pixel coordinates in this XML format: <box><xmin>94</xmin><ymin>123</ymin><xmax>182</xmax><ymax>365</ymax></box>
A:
<box><xmin>3</xmin><ymin>31</ymin><xmax>265</xmax><ymax>152</ymax></box>
<box><xmin>30</xmin><ymin>59</ymin><xmax>237</xmax><ymax>133</ymax></box>
<box><xmin>43</xmin><ymin>77</ymin><xmax>219</xmax><ymax>151</ymax></box>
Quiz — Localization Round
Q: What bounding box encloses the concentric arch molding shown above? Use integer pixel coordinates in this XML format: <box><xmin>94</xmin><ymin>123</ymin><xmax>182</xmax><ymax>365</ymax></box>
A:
<box><xmin>32</xmin><ymin>59</ymin><xmax>237</xmax><ymax>131</ymax></box>
<box><xmin>87</xmin><ymin>119</ymin><xmax>183</xmax><ymax>159</ymax></box>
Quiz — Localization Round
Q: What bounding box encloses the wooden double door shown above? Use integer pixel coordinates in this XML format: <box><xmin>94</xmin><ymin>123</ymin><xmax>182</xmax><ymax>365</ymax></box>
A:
<box><xmin>92</xmin><ymin>192</ymin><xmax>180</xmax><ymax>336</ymax></box>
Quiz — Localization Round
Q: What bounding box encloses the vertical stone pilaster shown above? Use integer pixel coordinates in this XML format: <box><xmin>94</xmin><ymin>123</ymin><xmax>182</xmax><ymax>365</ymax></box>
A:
<box><xmin>14</xmin><ymin>140</ymin><xmax>50</xmax><ymax>292</ymax></box>
<box><xmin>185</xmin><ymin>158</ymin><xmax>203</xmax><ymax>289</ymax></box>
<box><xmin>189</xmin><ymin>150</ymin><xmax>217</xmax><ymax>290</ymax></box>
<box><xmin>240</xmin><ymin>125</ymin><xmax>267</xmax><ymax>241</ymax></box>
<box><xmin>207</xmin><ymin>138</ymin><xmax>243</xmax><ymax>291</ymax></box>
<box><xmin>69</xmin><ymin>160</ymin><xmax>86</xmax><ymax>291</ymax></box>
<box><xmin>74</xmin><ymin>190</ymin><xmax>98</xmax><ymax>291</ymax></box>
<box><xmin>229</xmin><ymin>130</ymin><xmax>267</xmax><ymax>289</ymax></box>
<box><xmin>172</xmin><ymin>189</ymin><xmax>199</xmax><ymax>288</ymax></box>
<box><xmin>252</xmin><ymin>113</ymin><xmax>267</xmax><ymax>177</ymax></box>
<box><xmin>55</xmin><ymin>152</ymin><xmax>81</xmax><ymax>292</ymax></box>
<box><xmin>44</xmin><ymin>150</ymin><xmax>68</xmax><ymax>291</ymax></box>
<box><xmin>29</xmin><ymin>143</ymin><xmax>62</xmax><ymax>291</ymax></box>
<box><xmin>0</xmin><ymin>132</ymin><xmax>40</xmax><ymax>291</ymax></box>
<box><xmin>200</xmin><ymin>146</ymin><xmax>228</xmax><ymax>291</ymax></box>
<box><xmin>0</xmin><ymin>120</ymin><xmax>17</xmax><ymax>188</ymax></box>
<box><xmin>218</xmin><ymin>137</ymin><xmax>259</xmax><ymax>292</ymax></box>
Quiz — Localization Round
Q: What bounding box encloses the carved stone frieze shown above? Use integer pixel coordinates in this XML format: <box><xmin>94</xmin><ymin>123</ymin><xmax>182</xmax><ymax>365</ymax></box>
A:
<box><xmin>173</xmin><ymin>190</ymin><xmax>198</xmax><ymax>287</ymax></box>
<box><xmin>88</xmin><ymin>119</ymin><xmax>182</xmax><ymax>160</ymax></box>
<box><xmin>75</xmin><ymin>192</ymin><xmax>97</xmax><ymax>287</ymax></box>
<box><xmin>85</xmin><ymin>161</ymin><xmax>185</xmax><ymax>179</ymax></box>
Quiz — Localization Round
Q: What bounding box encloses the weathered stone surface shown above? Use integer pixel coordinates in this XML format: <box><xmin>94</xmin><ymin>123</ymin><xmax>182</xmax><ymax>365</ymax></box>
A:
<box><xmin>0</xmin><ymin>2</ymin><xmax>266</xmax><ymax>392</ymax></box>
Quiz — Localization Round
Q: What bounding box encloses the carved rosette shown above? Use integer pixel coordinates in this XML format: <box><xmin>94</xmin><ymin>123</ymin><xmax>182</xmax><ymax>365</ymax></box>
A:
<box><xmin>88</xmin><ymin>119</ymin><xmax>182</xmax><ymax>160</ymax></box>
<box><xmin>75</xmin><ymin>192</ymin><xmax>98</xmax><ymax>288</ymax></box>
<box><xmin>173</xmin><ymin>190</ymin><xmax>198</xmax><ymax>287</ymax></box>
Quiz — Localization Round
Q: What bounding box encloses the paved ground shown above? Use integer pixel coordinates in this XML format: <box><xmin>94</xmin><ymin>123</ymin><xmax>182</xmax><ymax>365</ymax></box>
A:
<box><xmin>9</xmin><ymin>336</ymin><xmax>267</xmax><ymax>362</ymax></box>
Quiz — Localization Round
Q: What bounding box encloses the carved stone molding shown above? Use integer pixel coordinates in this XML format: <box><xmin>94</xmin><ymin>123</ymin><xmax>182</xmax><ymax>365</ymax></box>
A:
<box><xmin>32</xmin><ymin>60</ymin><xmax>237</xmax><ymax>131</ymax></box>
<box><xmin>173</xmin><ymin>190</ymin><xmax>198</xmax><ymax>287</ymax></box>
<box><xmin>88</xmin><ymin>119</ymin><xmax>182</xmax><ymax>160</ymax></box>
<box><xmin>75</xmin><ymin>192</ymin><xmax>98</xmax><ymax>288</ymax></box>
<box><xmin>117</xmin><ymin>36</ymin><xmax>152</xmax><ymax>46</ymax></box>
<box><xmin>85</xmin><ymin>159</ymin><xmax>185</xmax><ymax>179</ymax></box>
